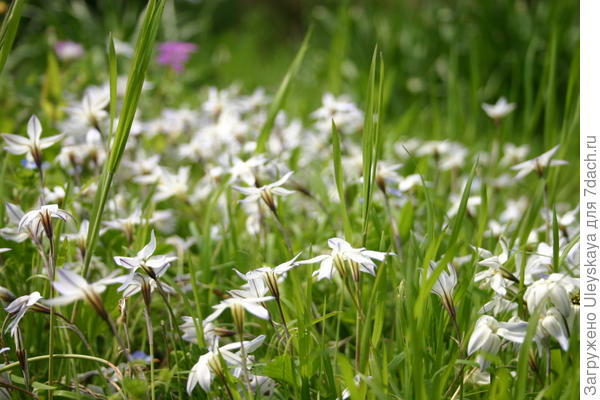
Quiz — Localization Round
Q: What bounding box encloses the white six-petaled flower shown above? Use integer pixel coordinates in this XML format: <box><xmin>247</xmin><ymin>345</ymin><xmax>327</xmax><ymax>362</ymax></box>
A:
<box><xmin>45</xmin><ymin>269</ymin><xmax>122</xmax><ymax>318</ymax></box>
<box><xmin>205</xmin><ymin>295</ymin><xmax>274</xmax><ymax>324</ymax></box>
<box><xmin>65</xmin><ymin>88</ymin><xmax>110</xmax><ymax>129</ymax></box>
<box><xmin>238</xmin><ymin>253</ymin><xmax>303</xmax><ymax>299</ymax></box>
<box><xmin>18</xmin><ymin>204</ymin><xmax>72</xmax><ymax>240</ymax></box>
<box><xmin>232</xmin><ymin>171</ymin><xmax>295</xmax><ymax>212</ymax></box>
<box><xmin>511</xmin><ymin>145</ymin><xmax>568</xmax><ymax>179</ymax></box>
<box><xmin>536</xmin><ymin>307</ymin><xmax>570</xmax><ymax>351</ymax></box>
<box><xmin>302</xmin><ymin>238</ymin><xmax>390</xmax><ymax>281</ymax></box>
<box><xmin>0</xmin><ymin>203</ymin><xmax>29</xmax><ymax>242</ymax></box>
<box><xmin>467</xmin><ymin>315</ymin><xmax>528</xmax><ymax>370</ymax></box>
<box><xmin>1</xmin><ymin>115</ymin><xmax>64</xmax><ymax>168</ymax></box>
<box><xmin>187</xmin><ymin>335</ymin><xmax>266</xmax><ymax>394</ymax></box>
<box><xmin>481</xmin><ymin>97</ymin><xmax>516</xmax><ymax>121</ymax></box>
<box><xmin>113</xmin><ymin>230</ymin><xmax>176</xmax><ymax>288</ymax></box>
<box><xmin>474</xmin><ymin>240</ymin><xmax>518</xmax><ymax>296</ymax></box>
<box><xmin>523</xmin><ymin>273</ymin><xmax>579</xmax><ymax>317</ymax></box>
<box><xmin>5</xmin><ymin>291</ymin><xmax>43</xmax><ymax>337</ymax></box>
<box><xmin>426</xmin><ymin>262</ymin><xmax>458</xmax><ymax>305</ymax></box>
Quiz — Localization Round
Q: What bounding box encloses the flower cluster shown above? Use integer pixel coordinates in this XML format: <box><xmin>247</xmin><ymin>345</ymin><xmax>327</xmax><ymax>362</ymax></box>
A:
<box><xmin>0</xmin><ymin>80</ymin><xmax>577</xmax><ymax>399</ymax></box>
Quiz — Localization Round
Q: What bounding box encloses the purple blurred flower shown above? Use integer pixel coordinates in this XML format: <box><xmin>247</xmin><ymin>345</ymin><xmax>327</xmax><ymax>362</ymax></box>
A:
<box><xmin>156</xmin><ymin>41</ymin><xmax>198</xmax><ymax>72</ymax></box>
<box><xmin>54</xmin><ymin>41</ymin><xmax>84</xmax><ymax>61</ymax></box>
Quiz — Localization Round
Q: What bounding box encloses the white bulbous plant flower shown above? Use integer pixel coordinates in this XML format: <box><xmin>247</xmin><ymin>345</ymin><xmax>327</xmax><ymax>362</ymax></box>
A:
<box><xmin>511</xmin><ymin>145</ymin><xmax>568</xmax><ymax>179</ymax></box>
<box><xmin>474</xmin><ymin>240</ymin><xmax>519</xmax><ymax>296</ymax></box>
<box><xmin>154</xmin><ymin>166</ymin><xmax>192</xmax><ymax>202</ymax></box>
<box><xmin>205</xmin><ymin>295</ymin><xmax>274</xmax><ymax>327</ymax></box>
<box><xmin>500</xmin><ymin>143</ymin><xmax>529</xmax><ymax>166</ymax></box>
<box><xmin>0</xmin><ymin>203</ymin><xmax>29</xmax><ymax>243</ymax></box>
<box><xmin>239</xmin><ymin>253</ymin><xmax>303</xmax><ymax>299</ymax></box>
<box><xmin>102</xmin><ymin>207</ymin><xmax>151</xmax><ymax>241</ymax></box>
<box><xmin>311</xmin><ymin>92</ymin><xmax>364</xmax><ymax>134</ymax></box>
<box><xmin>18</xmin><ymin>204</ymin><xmax>72</xmax><ymax>241</ymax></box>
<box><xmin>44</xmin><ymin>268</ymin><xmax>123</xmax><ymax>327</ymax></box>
<box><xmin>187</xmin><ymin>345</ymin><xmax>223</xmax><ymax>394</ymax></box>
<box><xmin>481</xmin><ymin>97</ymin><xmax>516</xmax><ymax>121</ymax></box>
<box><xmin>5</xmin><ymin>291</ymin><xmax>44</xmax><ymax>338</ymax></box>
<box><xmin>65</xmin><ymin>88</ymin><xmax>110</xmax><ymax>130</ymax></box>
<box><xmin>535</xmin><ymin>307</ymin><xmax>570</xmax><ymax>351</ymax></box>
<box><xmin>180</xmin><ymin>317</ymin><xmax>235</xmax><ymax>347</ymax></box>
<box><xmin>232</xmin><ymin>171</ymin><xmax>295</xmax><ymax>213</ymax></box>
<box><xmin>0</xmin><ymin>71</ymin><xmax>580</xmax><ymax>399</ymax></box>
<box><xmin>118</xmin><ymin>272</ymin><xmax>176</xmax><ymax>306</ymax></box>
<box><xmin>467</xmin><ymin>315</ymin><xmax>528</xmax><ymax>370</ymax></box>
<box><xmin>424</xmin><ymin>261</ymin><xmax>458</xmax><ymax>319</ymax></box>
<box><xmin>479</xmin><ymin>295</ymin><xmax>518</xmax><ymax>316</ymax></box>
<box><xmin>416</xmin><ymin>140</ymin><xmax>452</xmax><ymax>158</ymax></box>
<box><xmin>1</xmin><ymin>115</ymin><xmax>64</xmax><ymax>169</ymax></box>
<box><xmin>230</xmin><ymin>270</ymin><xmax>270</xmax><ymax>299</ymax></box>
<box><xmin>62</xmin><ymin>219</ymin><xmax>89</xmax><ymax>257</ymax></box>
<box><xmin>302</xmin><ymin>237</ymin><xmax>391</xmax><ymax>282</ymax></box>
<box><xmin>523</xmin><ymin>273</ymin><xmax>579</xmax><ymax>317</ymax></box>
<box><xmin>227</xmin><ymin>155</ymin><xmax>267</xmax><ymax>185</ymax></box>
<box><xmin>187</xmin><ymin>335</ymin><xmax>266</xmax><ymax>394</ymax></box>
<box><xmin>113</xmin><ymin>230</ymin><xmax>177</xmax><ymax>288</ymax></box>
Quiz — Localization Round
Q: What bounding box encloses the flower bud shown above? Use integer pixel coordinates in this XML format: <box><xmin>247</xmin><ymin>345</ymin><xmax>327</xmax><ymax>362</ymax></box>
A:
<box><xmin>231</xmin><ymin>303</ymin><xmax>245</xmax><ymax>334</ymax></box>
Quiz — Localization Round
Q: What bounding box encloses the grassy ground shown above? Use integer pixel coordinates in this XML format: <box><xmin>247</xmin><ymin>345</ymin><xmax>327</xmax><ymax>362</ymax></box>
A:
<box><xmin>0</xmin><ymin>0</ymin><xmax>579</xmax><ymax>399</ymax></box>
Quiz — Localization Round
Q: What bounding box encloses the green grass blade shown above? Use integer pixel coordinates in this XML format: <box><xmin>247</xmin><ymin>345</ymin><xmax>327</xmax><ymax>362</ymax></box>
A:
<box><xmin>0</xmin><ymin>0</ymin><xmax>25</xmax><ymax>77</ymax></box>
<box><xmin>443</xmin><ymin>160</ymin><xmax>478</xmax><ymax>258</ymax></box>
<box><xmin>361</xmin><ymin>47</ymin><xmax>384</xmax><ymax>245</ymax></box>
<box><xmin>331</xmin><ymin>120</ymin><xmax>353</xmax><ymax>239</ymax></box>
<box><xmin>552</xmin><ymin>206</ymin><xmax>559</xmax><ymax>272</ymax></box>
<box><xmin>327</xmin><ymin>2</ymin><xmax>349</xmax><ymax>94</ymax></box>
<box><xmin>514</xmin><ymin>309</ymin><xmax>541</xmax><ymax>398</ymax></box>
<box><xmin>107</xmin><ymin>33</ymin><xmax>117</xmax><ymax>141</ymax></box>
<box><xmin>82</xmin><ymin>0</ymin><xmax>166</xmax><ymax>279</ymax></box>
<box><xmin>255</xmin><ymin>28</ymin><xmax>312</xmax><ymax>154</ymax></box>
<box><xmin>414</xmin><ymin>161</ymin><xmax>477</xmax><ymax>322</ymax></box>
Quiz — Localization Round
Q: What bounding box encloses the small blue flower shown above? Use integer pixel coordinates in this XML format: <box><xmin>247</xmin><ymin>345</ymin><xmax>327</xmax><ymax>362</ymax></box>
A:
<box><xmin>20</xmin><ymin>159</ymin><xmax>37</xmax><ymax>169</ymax></box>
<box><xmin>131</xmin><ymin>350</ymin><xmax>152</xmax><ymax>363</ymax></box>
<box><xmin>387</xmin><ymin>188</ymin><xmax>403</xmax><ymax>198</ymax></box>
<box><xmin>20</xmin><ymin>159</ymin><xmax>49</xmax><ymax>170</ymax></box>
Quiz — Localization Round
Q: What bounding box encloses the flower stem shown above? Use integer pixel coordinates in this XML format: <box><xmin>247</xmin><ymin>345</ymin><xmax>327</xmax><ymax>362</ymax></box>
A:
<box><xmin>152</xmin><ymin>277</ymin><xmax>190</xmax><ymax>365</ymax></box>
<box><xmin>543</xmin><ymin>179</ymin><xmax>551</xmax><ymax>240</ymax></box>
<box><xmin>238</xmin><ymin>331</ymin><xmax>252</xmax><ymax>395</ymax></box>
<box><xmin>143</xmin><ymin>305</ymin><xmax>155</xmax><ymax>400</ymax></box>
<box><xmin>38</xmin><ymin>164</ymin><xmax>46</xmax><ymax>206</ymax></box>
<box><xmin>546</xmin><ymin>342</ymin><xmax>552</xmax><ymax>383</ymax></box>
<box><xmin>219</xmin><ymin>372</ymin><xmax>235</xmax><ymax>400</ymax></box>
<box><xmin>354</xmin><ymin>277</ymin><xmax>363</xmax><ymax>371</ymax></box>
<box><xmin>382</xmin><ymin>192</ymin><xmax>402</xmax><ymax>257</ymax></box>
<box><xmin>275</xmin><ymin>296</ymin><xmax>295</xmax><ymax>356</ymax></box>
<box><xmin>94</xmin><ymin>300</ymin><xmax>131</xmax><ymax>362</ymax></box>
<box><xmin>47</xmin><ymin>237</ymin><xmax>56</xmax><ymax>400</ymax></box>
<box><xmin>270</xmin><ymin>208</ymin><xmax>293</xmax><ymax>256</ymax></box>
<box><xmin>275</xmin><ymin>297</ymin><xmax>290</xmax><ymax>339</ymax></box>
<box><xmin>14</xmin><ymin>328</ymin><xmax>30</xmax><ymax>391</ymax></box>
<box><xmin>0</xmin><ymin>353</ymin><xmax>124</xmax><ymax>378</ymax></box>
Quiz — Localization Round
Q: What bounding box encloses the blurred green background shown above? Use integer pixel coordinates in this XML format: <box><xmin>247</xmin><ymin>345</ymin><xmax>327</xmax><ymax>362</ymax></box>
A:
<box><xmin>0</xmin><ymin>0</ymin><xmax>579</xmax><ymax>147</ymax></box>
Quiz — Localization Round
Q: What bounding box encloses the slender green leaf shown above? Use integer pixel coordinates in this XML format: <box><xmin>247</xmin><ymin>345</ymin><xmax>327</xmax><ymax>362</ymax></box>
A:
<box><xmin>255</xmin><ymin>28</ymin><xmax>312</xmax><ymax>153</ymax></box>
<box><xmin>331</xmin><ymin>120</ymin><xmax>352</xmax><ymax>239</ymax></box>
<box><xmin>0</xmin><ymin>0</ymin><xmax>25</xmax><ymax>77</ymax></box>
<box><xmin>107</xmin><ymin>33</ymin><xmax>117</xmax><ymax>141</ymax></box>
<box><xmin>361</xmin><ymin>47</ymin><xmax>384</xmax><ymax>245</ymax></box>
<box><xmin>82</xmin><ymin>0</ymin><xmax>166</xmax><ymax>279</ymax></box>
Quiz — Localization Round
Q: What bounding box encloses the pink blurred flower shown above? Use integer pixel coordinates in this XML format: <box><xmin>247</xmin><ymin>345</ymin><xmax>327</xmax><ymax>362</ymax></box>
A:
<box><xmin>54</xmin><ymin>41</ymin><xmax>84</xmax><ymax>61</ymax></box>
<box><xmin>156</xmin><ymin>41</ymin><xmax>198</xmax><ymax>72</ymax></box>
